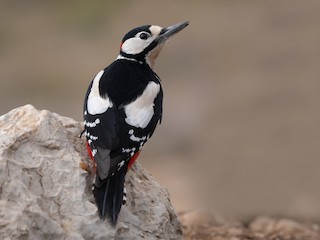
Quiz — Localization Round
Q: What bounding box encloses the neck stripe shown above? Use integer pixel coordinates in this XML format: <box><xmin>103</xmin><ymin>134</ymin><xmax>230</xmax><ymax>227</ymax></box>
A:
<box><xmin>117</xmin><ymin>55</ymin><xmax>143</xmax><ymax>64</ymax></box>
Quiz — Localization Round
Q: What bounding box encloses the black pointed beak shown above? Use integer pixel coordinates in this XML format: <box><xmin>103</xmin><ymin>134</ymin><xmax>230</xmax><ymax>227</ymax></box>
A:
<box><xmin>157</xmin><ymin>21</ymin><xmax>189</xmax><ymax>43</ymax></box>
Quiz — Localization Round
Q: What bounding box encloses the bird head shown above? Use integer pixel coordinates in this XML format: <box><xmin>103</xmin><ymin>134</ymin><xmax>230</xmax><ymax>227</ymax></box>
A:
<box><xmin>119</xmin><ymin>21</ymin><xmax>189</xmax><ymax>68</ymax></box>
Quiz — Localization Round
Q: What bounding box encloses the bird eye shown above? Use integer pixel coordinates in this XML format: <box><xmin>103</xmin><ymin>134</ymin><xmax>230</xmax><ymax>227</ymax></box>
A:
<box><xmin>139</xmin><ymin>32</ymin><xmax>150</xmax><ymax>40</ymax></box>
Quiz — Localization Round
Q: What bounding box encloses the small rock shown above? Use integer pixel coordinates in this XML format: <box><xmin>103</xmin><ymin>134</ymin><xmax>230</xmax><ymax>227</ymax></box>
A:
<box><xmin>250</xmin><ymin>216</ymin><xmax>320</xmax><ymax>240</ymax></box>
<box><xmin>180</xmin><ymin>211</ymin><xmax>320</xmax><ymax>240</ymax></box>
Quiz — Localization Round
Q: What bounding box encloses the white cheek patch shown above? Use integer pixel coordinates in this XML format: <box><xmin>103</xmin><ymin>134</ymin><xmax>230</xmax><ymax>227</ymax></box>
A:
<box><xmin>121</xmin><ymin>38</ymin><xmax>149</xmax><ymax>55</ymax></box>
<box><xmin>87</xmin><ymin>70</ymin><xmax>113</xmax><ymax>115</ymax></box>
<box><xmin>124</xmin><ymin>82</ymin><xmax>160</xmax><ymax>128</ymax></box>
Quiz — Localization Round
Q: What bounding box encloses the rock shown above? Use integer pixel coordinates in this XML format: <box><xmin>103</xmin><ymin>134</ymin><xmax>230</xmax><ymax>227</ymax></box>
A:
<box><xmin>0</xmin><ymin>105</ymin><xmax>182</xmax><ymax>240</ymax></box>
<box><xmin>180</xmin><ymin>210</ymin><xmax>320</xmax><ymax>240</ymax></box>
<box><xmin>249</xmin><ymin>217</ymin><xmax>320</xmax><ymax>240</ymax></box>
<box><xmin>179</xmin><ymin>211</ymin><xmax>248</xmax><ymax>240</ymax></box>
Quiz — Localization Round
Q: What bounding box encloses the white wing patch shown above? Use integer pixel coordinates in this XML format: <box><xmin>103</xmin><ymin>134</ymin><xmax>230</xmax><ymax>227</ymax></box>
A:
<box><xmin>87</xmin><ymin>70</ymin><xmax>113</xmax><ymax>115</ymax></box>
<box><xmin>124</xmin><ymin>81</ymin><xmax>160</xmax><ymax>128</ymax></box>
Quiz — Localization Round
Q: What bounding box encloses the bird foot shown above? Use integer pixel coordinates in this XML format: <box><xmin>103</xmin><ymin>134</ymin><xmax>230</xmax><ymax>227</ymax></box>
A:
<box><xmin>80</xmin><ymin>161</ymin><xmax>96</xmax><ymax>175</ymax></box>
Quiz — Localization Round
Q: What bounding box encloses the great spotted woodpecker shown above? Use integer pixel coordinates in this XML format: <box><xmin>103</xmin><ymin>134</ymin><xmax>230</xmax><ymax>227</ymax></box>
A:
<box><xmin>83</xmin><ymin>22</ymin><xmax>188</xmax><ymax>225</ymax></box>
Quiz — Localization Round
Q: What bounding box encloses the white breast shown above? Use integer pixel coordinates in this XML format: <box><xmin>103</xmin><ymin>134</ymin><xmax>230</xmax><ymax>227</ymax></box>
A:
<box><xmin>124</xmin><ymin>81</ymin><xmax>160</xmax><ymax>128</ymax></box>
<box><xmin>87</xmin><ymin>70</ymin><xmax>113</xmax><ymax>115</ymax></box>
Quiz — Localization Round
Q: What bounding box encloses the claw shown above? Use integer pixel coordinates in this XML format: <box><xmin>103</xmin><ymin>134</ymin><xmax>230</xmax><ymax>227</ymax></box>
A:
<box><xmin>80</xmin><ymin>162</ymin><xmax>90</xmax><ymax>172</ymax></box>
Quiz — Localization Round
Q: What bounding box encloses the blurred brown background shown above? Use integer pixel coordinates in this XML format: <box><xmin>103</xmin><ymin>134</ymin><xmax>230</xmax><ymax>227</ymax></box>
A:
<box><xmin>1</xmin><ymin>0</ymin><xmax>320</xmax><ymax>220</ymax></box>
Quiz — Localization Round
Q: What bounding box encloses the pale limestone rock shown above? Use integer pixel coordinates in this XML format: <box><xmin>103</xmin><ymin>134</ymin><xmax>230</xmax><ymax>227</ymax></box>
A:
<box><xmin>0</xmin><ymin>105</ymin><xmax>182</xmax><ymax>240</ymax></box>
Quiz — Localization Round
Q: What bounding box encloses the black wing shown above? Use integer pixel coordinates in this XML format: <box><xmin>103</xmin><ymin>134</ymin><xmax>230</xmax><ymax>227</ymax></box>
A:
<box><xmin>83</xmin><ymin>76</ymin><xmax>120</xmax><ymax>181</ymax></box>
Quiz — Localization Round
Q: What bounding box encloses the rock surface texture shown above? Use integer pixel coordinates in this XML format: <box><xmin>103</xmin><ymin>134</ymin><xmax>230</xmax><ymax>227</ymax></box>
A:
<box><xmin>0</xmin><ymin>105</ymin><xmax>182</xmax><ymax>240</ymax></box>
<box><xmin>180</xmin><ymin>211</ymin><xmax>320</xmax><ymax>240</ymax></box>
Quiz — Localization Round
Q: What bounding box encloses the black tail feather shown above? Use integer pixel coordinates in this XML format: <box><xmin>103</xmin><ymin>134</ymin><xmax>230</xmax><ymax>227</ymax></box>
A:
<box><xmin>93</xmin><ymin>168</ymin><xmax>126</xmax><ymax>226</ymax></box>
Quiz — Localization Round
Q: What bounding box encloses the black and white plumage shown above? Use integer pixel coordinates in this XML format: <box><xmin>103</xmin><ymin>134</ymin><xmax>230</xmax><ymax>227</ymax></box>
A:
<box><xmin>83</xmin><ymin>22</ymin><xmax>188</xmax><ymax>225</ymax></box>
